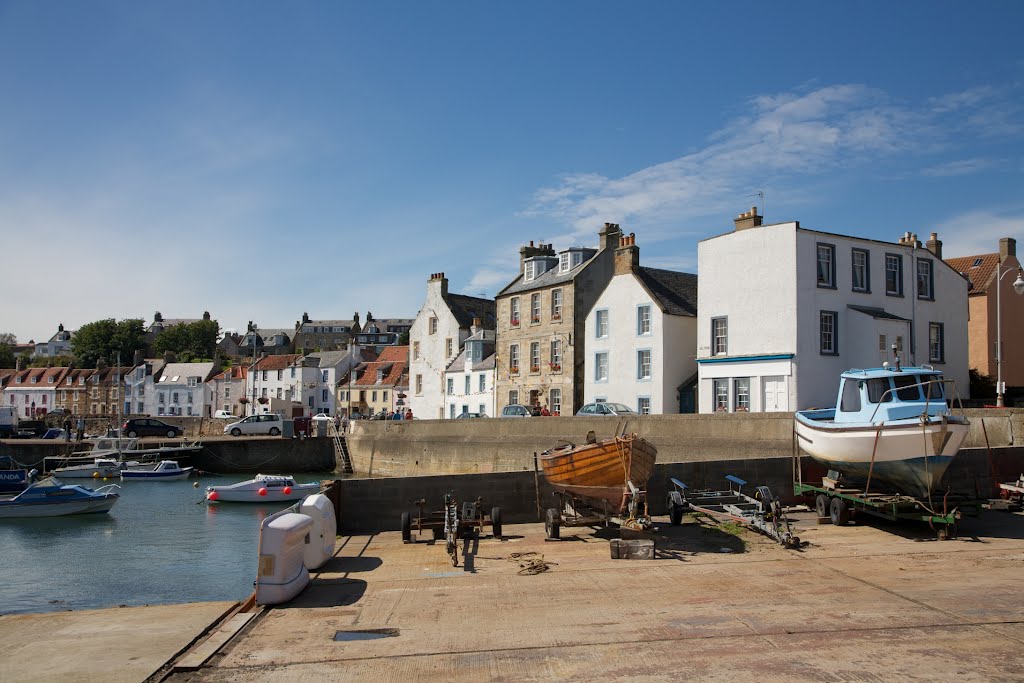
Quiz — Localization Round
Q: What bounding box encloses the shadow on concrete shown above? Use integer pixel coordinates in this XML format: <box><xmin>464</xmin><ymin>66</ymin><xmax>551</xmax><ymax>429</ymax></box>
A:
<box><xmin>279</xmin><ymin>578</ymin><xmax>368</xmax><ymax>609</ymax></box>
<box><xmin>852</xmin><ymin>507</ymin><xmax>1024</xmax><ymax>542</ymax></box>
<box><xmin>653</xmin><ymin>517</ymin><xmax>748</xmax><ymax>555</ymax></box>
<box><xmin>318</xmin><ymin>556</ymin><xmax>383</xmax><ymax>573</ymax></box>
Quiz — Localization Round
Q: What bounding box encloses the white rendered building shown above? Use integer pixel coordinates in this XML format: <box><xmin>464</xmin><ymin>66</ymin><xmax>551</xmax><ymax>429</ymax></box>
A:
<box><xmin>444</xmin><ymin>327</ymin><xmax>496</xmax><ymax>418</ymax></box>
<box><xmin>583</xmin><ymin>233</ymin><xmax>699</xmax><ymax>414</ymax></box>
<box><xmin>409</xmin><ymin>273</ymin><xmax>496</xmax><ymax>419</ymax></box>
<box><xmin>153</xmin><ymin>362</ymin><xmax>216</xmax><ymax>417</ymax></box>
<box><xmin>696</xmin><ymin>209</ymin><xmax>969</xmax><ymax>413</ymax></box>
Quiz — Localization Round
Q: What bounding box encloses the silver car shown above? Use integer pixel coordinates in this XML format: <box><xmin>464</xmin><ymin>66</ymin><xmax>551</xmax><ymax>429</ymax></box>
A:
<box><xmin>576</xmin><ymin>402</ymin><xmax>636</xmax><ymax>416</ymax></box>
<box><xmin>224</xmin><ymin>413</ymin><xmax>283</xmax><ymax>436</ymax></box>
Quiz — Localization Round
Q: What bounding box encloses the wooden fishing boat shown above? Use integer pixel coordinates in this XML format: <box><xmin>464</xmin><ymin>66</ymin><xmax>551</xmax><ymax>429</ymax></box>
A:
<box><xmin>540</xmin><ymin>433</ymin><xmax>657</xmax><ymax>511</ymax></box>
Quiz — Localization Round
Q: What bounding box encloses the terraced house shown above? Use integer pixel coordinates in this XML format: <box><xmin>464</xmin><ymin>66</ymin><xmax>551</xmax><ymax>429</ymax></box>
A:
<box><xmin>494</xmin><ymin>223</ymin><xmax>621</xmax><ymax>416</ymax></box>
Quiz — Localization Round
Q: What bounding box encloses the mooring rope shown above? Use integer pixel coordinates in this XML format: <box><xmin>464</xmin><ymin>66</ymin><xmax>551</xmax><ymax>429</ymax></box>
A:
<box><xmin>507</xmin><ymin>551</ymin><xmax>557</xmax><ymax>575</ymax></box>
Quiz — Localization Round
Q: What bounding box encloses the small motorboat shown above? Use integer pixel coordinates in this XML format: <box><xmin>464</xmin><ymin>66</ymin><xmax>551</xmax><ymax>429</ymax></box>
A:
<box><xmin>0</xmin><ymin>478</ymin><xmax>120</xmax><ymax>518</ymax></box>
<box><xmin>206</xmin><ymin>474</ymin><xmax>320</xmax><ymax>503</ymax></box>
<box><xmin>794</xmin><ymin>362</ymin><xmax>969</xmax><ymax>498</ymax></box>
<box><xmin>51</xmin><ymin>458</ymin><xmax>122</xmax><ymax>480</ymax></box>
<box><xmin>121</xmin><ymin>460</ymin><xmax>193</xmax><ymax>481</ymax></box>
<box><xmin>0</xmin><ymin>456</ymin><xmax>35</xmax><ymax>494</ymax></box>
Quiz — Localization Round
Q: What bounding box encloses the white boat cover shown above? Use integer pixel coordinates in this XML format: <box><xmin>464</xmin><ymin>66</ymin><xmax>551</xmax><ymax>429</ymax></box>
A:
<box><xmin>255</xmin><ymin>512</ymin><xmax>313</xmax><ymax>605</ymax></box>
<box><xmin>299</xmin><ymin>494</ymin><xmax>336</xmax><ymax>570</ymax></box>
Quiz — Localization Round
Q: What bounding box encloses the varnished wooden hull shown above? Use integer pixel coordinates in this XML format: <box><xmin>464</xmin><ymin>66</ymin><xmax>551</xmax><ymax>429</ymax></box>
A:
<box><xmin>540</xmin><ymin>434</ymin><xmax>657</xmax><ymax>511</ymax></box>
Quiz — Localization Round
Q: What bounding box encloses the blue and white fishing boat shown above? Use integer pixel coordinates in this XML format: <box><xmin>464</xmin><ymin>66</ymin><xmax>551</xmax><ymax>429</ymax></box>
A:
<box><xmin>0</xmin><ymin>478</ymin><xmax>120</xmax><ymax>518</ymax></box>
<box><xmin>121</xmin><ymin>460</ymin><xmax>193</xmax><ymax>481</ymax></box>
<box><xmin>794</xmin><ymin>362</ymin><xmax>969</xmax><ymax>498</ymax></box>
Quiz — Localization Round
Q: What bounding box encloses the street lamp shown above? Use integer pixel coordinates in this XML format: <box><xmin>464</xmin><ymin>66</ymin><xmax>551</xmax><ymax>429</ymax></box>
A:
<box><xmin>995</xmin><ymin>265</ymin><xmax>1024</xmax><ymax>407</ymax></box>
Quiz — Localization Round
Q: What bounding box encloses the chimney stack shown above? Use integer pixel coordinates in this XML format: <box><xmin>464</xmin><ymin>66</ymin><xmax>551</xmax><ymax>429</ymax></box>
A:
<box><xmin>15</xmin><ymin>356</ymin><xmax>24</xmax><ymax>372</ymax></box>
<box><xmin>614</xmin><ymin>233</ymin><xmax>640</xmax><ymax>275</ymax></box>
<box><xmin>471</xmin><ymin>317</ymin><xmax>482</xmax><ymax>335</ymax></box>
<box><xmin>133</xmin><ymin>350</ymin><xmax>144</xmax><ymax>367</ymax></box>
<box><xmin>1000</xmin><ymin>237</ymin><xmax>1017</xmax><ymax>262</ymax></box>
<box><xmin>926</xmin><ymin>232</ymin><xmax>943</xmax><ymax>260</ymax></box>
<box><xmin>428</xmin><ymin>272</ymin><xmax>449</xmax><ymax>297</ymax></box>
<box><xmin>733</xmin><ymin>207</ymin><xmax>763</xmax><ymax>231</ymax></box>
<box><xmin>598</xmin><ymin>222</ymin><xmax>623</xmax><ymax>250</ymax></box>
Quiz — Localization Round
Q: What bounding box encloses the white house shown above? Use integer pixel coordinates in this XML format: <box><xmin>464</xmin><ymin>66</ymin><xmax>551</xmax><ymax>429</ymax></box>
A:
<box><xmin>583</xmin><ymin>233</ymin><xmax>699</xmax><ymax>414</ymax></box>
<box><xmin>443</xmin><ymin>327</ymin><xmax>496</xmax><ymax>418</ymax></box>
<box><xmin>4</xmin><ymin>367</ymin><xmax>67</xmax><ymax>417</ymax></box>
<box><xmin>152</xmin><ymin>362</ymin><xmax>216</xmax><ymax>417</ymax></box>
<box><xmin>304</xmin><ymin>349</ymin><xmax>368</xmax><ymax>416</ymax></box>
<box><xmin>409</xmin><ymin>273</ymin><xmax>496</xmax><ymax>419</ymax></box>
<box><xmin>696</xmin><ymin>209</ymin><xmax>969</xmax><ymax>413</ymax></box>
<box><xmin>124</xmin><ymin>359</ymin><xmax>166</xmax><ymax>416</ymax></box>
<box><xmin>206</xmin><ymin>365</ymin><xmax>248</xmax><ymax>417</ymax></box>
<box><xmin>33</xmin><ymin>324</ymin><xmax>74</xmax><ymax>358</ymax></box>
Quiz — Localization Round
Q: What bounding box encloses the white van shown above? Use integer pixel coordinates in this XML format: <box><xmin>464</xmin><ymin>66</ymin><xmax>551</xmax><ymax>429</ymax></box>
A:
<box><xmin>224</xmin><ymin>413</ymin><xmax>283</xmax><ymax>436</ymax></box>
<box><xmin>213</xmin><ymin>410</ymin><xmax>236</xmax><ymax>419</ymax></box>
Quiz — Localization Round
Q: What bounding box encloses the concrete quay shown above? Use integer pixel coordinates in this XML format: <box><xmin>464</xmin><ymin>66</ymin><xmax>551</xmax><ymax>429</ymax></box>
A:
<box><xmin>167</xmin><ymin>509</ymin><xmax>1024</xmax><ymax>682</ymax></box>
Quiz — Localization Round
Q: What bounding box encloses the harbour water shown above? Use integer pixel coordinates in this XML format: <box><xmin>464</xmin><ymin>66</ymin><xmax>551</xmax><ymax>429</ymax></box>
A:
<box><xmin>0</xmin><ymin>473</ymin><xmax>331</xmax><ymax>615</ymax></box>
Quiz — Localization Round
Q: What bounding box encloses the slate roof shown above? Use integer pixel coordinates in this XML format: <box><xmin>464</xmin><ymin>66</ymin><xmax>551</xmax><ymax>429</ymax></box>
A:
<box><xmin>306</xmin><ymin>350</ymin><xmax>351</xmax><ymax>369</ymax></box>
<box><xmin>253</xmin><ymin>354</ymin><xmax>302</xmax><ymax>371</ymax></box>
<box><xmin>635</xmin><ymin>267</ymin><xmax>698</xmax><ymax>317</ymax></box>
<box><xmin>499</xmin><ymin>258</ymin><xmax>593</xmax><ymax>297</ymax></box>
<box><xmin>446</xmin><ymin>348</ymin><xmax>496</xmax><ymax>372</ymax></box>
<box><xmin>157</xmin><ymin>362</ymin><xmax>216</xmax><ymax>383</ymax></box>
<box><xmin>847</xmin><ymin>304</ymin><xmax>911</xmax><ymax>321</ymax></box>
<box><xmin>945</xmin><ymin>253</ymin><xmax>1000</xmax><ymax>295</ymax></box>
<box><xmin>445</xmin><ymin>293</ymin><xmax>496</xmax><ymax>329</ymax></box>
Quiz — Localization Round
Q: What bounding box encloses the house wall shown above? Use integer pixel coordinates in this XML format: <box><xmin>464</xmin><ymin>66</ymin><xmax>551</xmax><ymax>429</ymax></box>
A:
<box><xmin>582</xmin><ymin>274</ymin><xmax>697</xmax><ymax>413</ymax></box>
<box><xmin>409</xmin><ymin>276</ymin><xmax>465</xmax><ymax>420</ymax></box>
<box><xmin>978</xmin><ymin>255</ymin><xmax>1024</xmax><ymax>387</ymax></box>
<box><xmin>444</xmin><ymin>365</ymin><xmax>495</xmax><ymax>417</ymax></box>
<box><xmin>697</xmin><ymin>223</ymin><xmax>799</xmax><ymax>413</ymax></box>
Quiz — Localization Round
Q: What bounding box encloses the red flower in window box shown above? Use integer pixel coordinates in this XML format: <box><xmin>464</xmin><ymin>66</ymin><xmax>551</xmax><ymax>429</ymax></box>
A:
<box><xmin>510</xmin><ymin>365</ymin><xmax>519</xmax><ymax>374</ymax></box>
<box><xmin>531</xmin><ymin>365</ymin><xmax>540</xmax><ymax>373</ymax></box>
<box><xmin>552</xmin><ymin>313</ymin><xmax>561</xmax><ymax>321</ymax></box>
<box><xmin>257</xmin><ymin>397</ymin><xmax>269</xmax><ymax>405</ymax></box>
<box><xmin>511</xmin><ymin>317</ymin><xmax>520</xmax><ymax>326</ymax></box>
<box><xmin>238</xmin><ymin>397</ymin><xmax>250</xmax><ymax>404</ymax></box>
<box><xmin>531</xmin><ymin>316</ymin><xmax>540</xmax><ymax>323</ymax></box>
<box><xmin>548</xmin><ymin>362</ymin><xmax>561</xmax><ymax>371</ymax></box>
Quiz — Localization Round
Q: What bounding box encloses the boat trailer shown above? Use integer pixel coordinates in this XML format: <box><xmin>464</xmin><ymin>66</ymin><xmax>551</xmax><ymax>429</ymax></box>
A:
<box><xmin>992</xmin><ymin>474</ymin><xmax>1024</xmax><ymax>511</ymax></box>
<box><xmin>400</xmin><ymin>494</ymin><xmax>502</xmax><ymax>566</ymax></box>
<box><xmin>543</xmin><ymin>481</ymin><xmax>651</xmax><ymax>540</ymax></box>
<box><xmin>667</xmin><ymin>475</ymin><xmax>802</xmax><ymax>549</ymax></box>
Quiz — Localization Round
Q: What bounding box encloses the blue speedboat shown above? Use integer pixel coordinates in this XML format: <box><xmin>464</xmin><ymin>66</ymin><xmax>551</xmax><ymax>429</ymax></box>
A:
<box><xmin>794</xmin><ymin>364</ymin><xmax>969</xmax><ymax>497</ymax></box>
<box><xmin>0</xmin><ymin>478</ymin><xmax>120</xmax><ymax>518</ymax></box>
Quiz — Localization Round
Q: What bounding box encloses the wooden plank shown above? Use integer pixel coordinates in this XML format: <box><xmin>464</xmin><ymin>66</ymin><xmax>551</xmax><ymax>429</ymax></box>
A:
<box><xmin>172</xmin><ymin>611</ymin><xmax>259</xmax><ymax>672</ymax></box>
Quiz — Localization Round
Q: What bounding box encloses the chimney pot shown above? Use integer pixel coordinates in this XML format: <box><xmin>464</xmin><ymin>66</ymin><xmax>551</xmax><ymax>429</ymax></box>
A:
<box><xmin>733</xmin><ymin>206</ymin><xmax>763</xmax><ymax>231</ymax></box>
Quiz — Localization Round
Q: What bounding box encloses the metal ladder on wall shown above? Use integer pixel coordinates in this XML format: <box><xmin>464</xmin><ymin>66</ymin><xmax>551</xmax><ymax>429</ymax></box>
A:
<box><xmin>330</xmin><ymin>425</ymin><xmax>354</xmax><ymax>474</ymax></box>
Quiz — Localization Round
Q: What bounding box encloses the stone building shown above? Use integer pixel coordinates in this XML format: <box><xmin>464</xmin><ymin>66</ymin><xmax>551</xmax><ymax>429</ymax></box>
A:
<box><xmin>494</xmin><ymin>223</ymin><xmax>622</xmax><ymax>415</ymax></box>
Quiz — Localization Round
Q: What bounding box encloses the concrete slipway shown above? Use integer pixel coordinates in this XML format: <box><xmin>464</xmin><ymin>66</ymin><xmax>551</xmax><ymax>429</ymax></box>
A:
<box><xmin>4</xmin><ymin>511</ymin><xmax>1024</xmax><ymax>682</ymax></box>
<box><xmin>164</xmin><ymin>510</ymin><xmax>1024</xmax><ymax>683</ymax></box>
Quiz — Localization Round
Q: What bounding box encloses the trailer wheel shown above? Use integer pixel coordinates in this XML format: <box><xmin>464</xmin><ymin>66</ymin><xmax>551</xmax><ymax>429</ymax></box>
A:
<box><xmin>815</xmin><ymin>494</ymin><xmax>830</xmax><ymax>519</ymax></box>
<box><xmin>829</xmin><ymin>497</ymin><xmax>850</xmax><ymax>526</ymax></box>
<box><xmin>669</xmin><ymin>502</ymin><xmax>684</xmax><ymax>526</ymax></box>
<box><xmin>401</xmin><ymin>511</ymin><xmax>412</xmax><ymax>543</ymax></box>
<box><xmin>545</xmin><ymin>508</ymin><xmax>561</xmax><ymax>540</ymax></box>
<box><xmin>491</xmin><ymin>506</ymin><xmax>503</xmax><ymax>539</ymax></box>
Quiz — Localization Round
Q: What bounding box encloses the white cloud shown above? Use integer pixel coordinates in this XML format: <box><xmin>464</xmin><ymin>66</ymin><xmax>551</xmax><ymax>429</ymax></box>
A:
<box><xmin>936</xmin><ymin>208</ymin><xmax>1024</xmax><ymax>258</ymax></box>
<box><xmin>921</xmin><ymin>158</ymin><xmax>1000</xmax><ymax>177</ymax></box>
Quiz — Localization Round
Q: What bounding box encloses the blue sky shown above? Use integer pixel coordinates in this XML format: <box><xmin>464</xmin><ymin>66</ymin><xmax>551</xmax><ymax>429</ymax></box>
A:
<box><xmin>2</xmin><ymin>1</ymin><xmax>1022</xmax><ymax>342</ymax></box>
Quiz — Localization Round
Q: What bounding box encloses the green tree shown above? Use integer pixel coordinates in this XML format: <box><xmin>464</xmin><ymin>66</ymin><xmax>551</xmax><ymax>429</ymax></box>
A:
<box><xmin>71</xmin><ymin>318</ymin><xmax>146</xmax><ymax>367</ymax></box>
<box><xmin>153</xmin><ymin>319</ymin><xmax>220</xmax><ymax>362</ymax></box>
<box><xmin>0</xmin><ymin>332</ymin><xmax>16</xmax><ymax>368</ymax></box>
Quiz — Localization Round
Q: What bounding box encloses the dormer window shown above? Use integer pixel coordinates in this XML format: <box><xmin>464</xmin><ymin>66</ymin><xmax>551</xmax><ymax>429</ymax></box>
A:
<box><xmin>560</xmin><ymin>252</ymin><xmax>570</xmax><ymax>272</ymax></box>
<box><xmin>525</xmin><ymin>260</ymin><xmax>535</xmax><ymax>282</ymax></box>
<box><xmin>66</xmin><ymin>377</ymin><xmax>72</xmax><ymax>385</ymax></box>
<box><xmin>15</xmin><ymin>376</ymin><xmax>22</xmax><ymax>384</ymax></box>
<box><xmin>376</xmin><ymin>369</ymin><xmax>384</xmax><ymax>382</ymax></box>
<box><xmin>30</xmin><ymin>376</ymin><xmax>37</xmax><ymax>384</ymax></box>
<box><xmin>48</xmin><ymin>376</ymin><xmax>54</xmax><ymax>384</ymax></box>
<box><xmin>972</xmin><ymin>258</ymin><xmax>983</xmax><ymax>267</ymax></box>
<box><xmin>79</xmin><ymin>377</ymin><xmax>86</xmax><ymax>385</ymax></box>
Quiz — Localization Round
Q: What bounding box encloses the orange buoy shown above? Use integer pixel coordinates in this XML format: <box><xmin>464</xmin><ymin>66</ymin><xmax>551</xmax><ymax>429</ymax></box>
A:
<box><xmin>208</xmin><ymin>490</ymin><xmax>219</xmax><ymax>501</ymax></box>
<box><xmin>283</xmin><ymin>486</ymin><xmax>292</xmax><ymax>495</ymax></box>
<box><xmin>258</xmin><ymin>487</ymin><xmax>268</xmax><ymax>496</ymax></box>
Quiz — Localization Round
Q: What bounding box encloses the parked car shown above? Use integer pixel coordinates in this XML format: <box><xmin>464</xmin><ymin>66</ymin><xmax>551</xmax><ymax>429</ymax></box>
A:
<box><xmin>213</xmin><ymin>410</ymin><xmax>236</xmax><ymax>419</ymax></box>
<box><xmin>500</xmin><ymin>404</ymin><xmax>532</xmax><ymax>418</ymax></box>
<box><xmin>224</xmin><ymin>413</ymin><xmax>284</xmax><ymax>437</ymax></box>
<box><xmin>576</xmin><ymin>402</ymin><xmax>637</xmax><ymax>416</ymax></box>
<box><xmin>455</xmin><ymin>412</ymin><xmax>489</xmax><ymax>419</ymax></box>
<box><xmin>122</xmin><ymin>418</ymin><xmax>184</xmax><ymax>438</ymax></box>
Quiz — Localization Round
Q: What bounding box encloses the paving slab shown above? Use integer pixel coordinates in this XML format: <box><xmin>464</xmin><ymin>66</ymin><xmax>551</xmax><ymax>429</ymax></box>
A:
<box><xmin>175</xmin><ymin>511</ymin><xmax>1024</xmax><ymax>682</ymax></box>
<box><xmin>0</xmin><ymin>601</ymin><xmax>236</xmax><ymax>683</ymax></box>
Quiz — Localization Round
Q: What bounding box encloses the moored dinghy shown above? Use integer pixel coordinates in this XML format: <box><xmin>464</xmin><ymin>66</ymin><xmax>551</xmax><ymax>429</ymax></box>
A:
<box><xmin>121</xmin><ymin>460</ymin><xmax>193</xmax><ymax>481</ymax></box>
<box><xmin>794</xmin><ymin>362</ymin><xmax>969</xmax><ymax>498</ymax></box>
